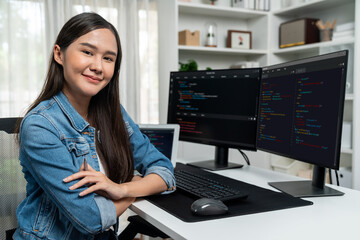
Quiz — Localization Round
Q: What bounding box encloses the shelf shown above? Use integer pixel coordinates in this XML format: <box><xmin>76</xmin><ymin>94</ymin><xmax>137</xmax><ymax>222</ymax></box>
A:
<box><xmin>178</xmin><ymin>2</ymin><xmax>268</xmax><ymax>19</ymax></box>
<box><xmin>271</xmin><ymin>37</ymin><xmax>355</xmax><ymax>55</ymax></box>
<box><xmin>345</xmin><ymin>94</ymin><xmax>354</xmax><ymax>101</ymax></box>
<box><xmin>341</xmin><ymin>148</ymin><xmax>353</xmax><ymax>154</ymax></box>
<box><xmin>273</xmin><ymin>0</ymin><xmax>354</xmax><ymax>16</ymax></box>
<box><xmin>178</xmin><ymin>45</ymin><xmax>267</xmax><ymax>56</ymax></box>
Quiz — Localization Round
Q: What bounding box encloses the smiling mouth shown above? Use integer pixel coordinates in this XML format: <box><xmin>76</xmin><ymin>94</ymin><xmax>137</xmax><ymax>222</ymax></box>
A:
<box><xmin>82</xmin><ymin>74</ymin><xmax>102</xmax><ymax>83</ymax></box>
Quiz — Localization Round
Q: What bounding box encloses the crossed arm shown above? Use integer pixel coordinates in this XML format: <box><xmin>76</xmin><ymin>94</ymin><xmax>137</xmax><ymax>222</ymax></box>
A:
<box><xmin>63</xmin><ymin>163</ymin><xmax>168</xmax><ymax>217</ymax></box>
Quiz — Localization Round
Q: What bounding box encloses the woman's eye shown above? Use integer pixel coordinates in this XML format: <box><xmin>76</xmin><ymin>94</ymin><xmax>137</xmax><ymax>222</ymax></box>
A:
<box><xmin>83</xmin><ymin>50</ymin><xmax>92</xmax><ymax>56</ymax></box>
<box><xmin>104</xmin><ymin>57</ymin><xmax>114</xmax><ymax>62</ymax></box>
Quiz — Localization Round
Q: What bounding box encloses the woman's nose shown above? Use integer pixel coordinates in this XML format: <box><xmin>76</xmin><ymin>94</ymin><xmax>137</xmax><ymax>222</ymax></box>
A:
<box><xmin>89</xmin><ymin>57</ymin><xmax>102</xmax><ymax>73</ymax></box>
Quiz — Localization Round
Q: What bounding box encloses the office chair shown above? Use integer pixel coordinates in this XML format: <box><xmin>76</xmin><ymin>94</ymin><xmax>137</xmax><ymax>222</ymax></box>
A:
<box><xmin>118</xmin><ymin>215</ymin><xmax>169</xmax><ymax>240</ymax></box>
<box><xmin>0</xmin><ymin>118</ymin><xmax>25</xmax><ymax>240</ymax></box>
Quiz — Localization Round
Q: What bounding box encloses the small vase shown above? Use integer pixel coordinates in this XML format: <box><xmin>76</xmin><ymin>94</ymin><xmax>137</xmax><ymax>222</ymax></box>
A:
<box><xmin>205</xmin><ymin>22</ymin><xmax>217</xmax><ymax>47</ymax></box>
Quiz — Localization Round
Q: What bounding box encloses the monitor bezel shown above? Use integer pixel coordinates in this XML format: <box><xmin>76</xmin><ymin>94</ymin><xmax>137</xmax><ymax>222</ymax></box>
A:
<box><xmin>257</xmin><ymin>50</ymin><xmax>348</xmax><ymax>170</ymax></box>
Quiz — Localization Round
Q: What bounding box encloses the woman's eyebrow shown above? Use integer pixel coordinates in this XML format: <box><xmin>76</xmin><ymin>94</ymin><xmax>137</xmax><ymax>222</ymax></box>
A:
<box><xmin>80</xmin><ymin>42</ymin><xmax>117</xmax><ymax>56</ymax></box>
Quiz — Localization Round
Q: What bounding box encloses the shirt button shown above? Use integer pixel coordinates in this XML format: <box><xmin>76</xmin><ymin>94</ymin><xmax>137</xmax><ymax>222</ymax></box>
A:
<box><xmin>92</xmin><ymin>155</ymin><xmax>96</xmax><ymax>158</ymax></box>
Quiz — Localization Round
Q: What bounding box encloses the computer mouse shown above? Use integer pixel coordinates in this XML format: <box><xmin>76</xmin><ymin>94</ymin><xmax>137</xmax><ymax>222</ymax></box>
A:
<box><xmin>190</xmin><ymin>198</ymin><xmax>228</xmax><ymax>216</ymax></box>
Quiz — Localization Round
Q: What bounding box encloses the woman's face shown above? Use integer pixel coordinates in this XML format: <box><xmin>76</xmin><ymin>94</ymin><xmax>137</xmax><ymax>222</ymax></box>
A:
<box><xmin>54</xmin><ymin>28</ymin><xmax>118</xmax><ymax>101</ymax></box>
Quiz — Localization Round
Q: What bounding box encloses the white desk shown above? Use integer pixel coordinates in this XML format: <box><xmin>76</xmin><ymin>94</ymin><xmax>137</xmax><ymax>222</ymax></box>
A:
<box><xmin>130</xmin><ymin>163</ymin><xmax>360</xmax><ymax>240</ymax></box>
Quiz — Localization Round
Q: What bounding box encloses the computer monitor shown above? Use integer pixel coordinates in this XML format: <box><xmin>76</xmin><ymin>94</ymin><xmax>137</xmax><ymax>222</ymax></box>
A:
<box><xmin>167</xmin><ymin>68</ymin><xmax>261</xmax><ymax>170</ymax></box>
<box><xmin>258</xmin><ymin>50</ymin><xmax>348</xmax><ymax>197</ymax></box>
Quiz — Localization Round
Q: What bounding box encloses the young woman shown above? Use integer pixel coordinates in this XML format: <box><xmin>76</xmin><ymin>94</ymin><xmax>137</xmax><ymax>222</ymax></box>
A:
<box><xmin>14</xmin><ymin>12</ymin><xmax>175</xmax><ymax>240</ymax></box>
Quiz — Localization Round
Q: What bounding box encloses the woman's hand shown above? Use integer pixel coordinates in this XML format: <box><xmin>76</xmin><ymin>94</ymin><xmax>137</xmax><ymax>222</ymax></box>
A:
<box><xmin>63</xmin><ymin>163</ymin><xmax>127</xmax><ymax>200</ymax></box>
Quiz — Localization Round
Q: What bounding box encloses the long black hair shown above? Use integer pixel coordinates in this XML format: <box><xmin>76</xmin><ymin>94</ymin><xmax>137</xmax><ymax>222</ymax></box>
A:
<box><xmin>20</xmin><ymin>12</ymin><xmax>134</xmax><ymax>183</ymax></box>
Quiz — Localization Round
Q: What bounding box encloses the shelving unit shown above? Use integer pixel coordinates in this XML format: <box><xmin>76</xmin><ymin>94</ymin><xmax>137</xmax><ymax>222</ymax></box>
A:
<box><xmin>158</xmin><ymin>0</ymin><xmax>360</xmax><ymax>190</ymax></box>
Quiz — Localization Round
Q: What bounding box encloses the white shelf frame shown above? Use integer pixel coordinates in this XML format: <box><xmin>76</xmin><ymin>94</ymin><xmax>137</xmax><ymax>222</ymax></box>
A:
<box><xmin>178</xmin><ymin>2</ymin><xmax>268</xmax><ymax>19</ymax></box>
<box><xmin>345</xmin><ymin>94</ymin><xmax>354</xmax><ymax>101</ymax></box>
<box><xmin>178</xmin><ymin>45</ymin><xmax>267</xmax><ymax>56</ymax></box>
<box><xmin>341</xmin><ymin>148</ymin><xmax>353</xmax><ymax>155</ymax></box>
<box><xmin>271</xmin><ymin>37</ymin><xmax>355</xmax><ymax>55</ymax></box>
<box><xmin>273</xmin><ymin>0</ymin><xmax>354</xmax><ymax>16</ymax></box>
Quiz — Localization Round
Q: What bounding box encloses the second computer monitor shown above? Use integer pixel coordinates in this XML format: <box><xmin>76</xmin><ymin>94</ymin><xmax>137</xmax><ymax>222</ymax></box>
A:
<box><xmin>167</xmin><ymin>68</ymin><xmax>261</xmax><ymax>170</ymax></box>
<box><xmin>258</xmin><ymin>50</ymin><xmax>348</xmax><ymax>197</ymax></box>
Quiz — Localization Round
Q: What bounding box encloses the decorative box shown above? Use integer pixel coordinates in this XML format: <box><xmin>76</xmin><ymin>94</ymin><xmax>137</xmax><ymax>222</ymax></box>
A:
<box><xmin>178</xmin><ymin>30</ymin><xmax>200</xmax><ymax>46</ymax></box>
<box><xmin>279</xmin><ymin>18</ymin><xmax>319</xmax><ymax>48</ymax></box>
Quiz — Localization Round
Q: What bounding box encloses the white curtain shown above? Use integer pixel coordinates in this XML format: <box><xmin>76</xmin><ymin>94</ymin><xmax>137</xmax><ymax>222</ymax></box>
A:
<box><xmin>0</xmin><ymin>0</ymin><xmax>159</xmax><ymax>237</ymax></box>
<box><xmin>0</xmin><ymin>0</ymin><xmax>47</xmax><ymax>118</ymax></box>
<box><xmin>0</xmin><ymin>0</ymin><xmax>159</xmax><ymax>123</ymax></box>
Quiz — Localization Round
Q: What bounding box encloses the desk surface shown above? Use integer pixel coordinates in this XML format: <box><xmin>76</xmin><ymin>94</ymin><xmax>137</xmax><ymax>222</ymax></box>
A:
<box><xmin>130</xmin><ymin>162</ymin><xmax>360</xmax><ymax>240</ymax></box>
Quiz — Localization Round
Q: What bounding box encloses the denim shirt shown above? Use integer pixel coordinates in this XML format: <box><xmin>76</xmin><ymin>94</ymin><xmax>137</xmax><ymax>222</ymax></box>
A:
<box><xmin>13</xmin><ymin>91</ymin><xmax>175</xmax><ymax>240</ymax></box>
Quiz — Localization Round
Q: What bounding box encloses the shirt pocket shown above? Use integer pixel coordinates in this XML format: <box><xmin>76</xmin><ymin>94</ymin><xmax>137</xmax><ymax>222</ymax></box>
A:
<box><xmin>33</xmin><ymin>193</ymin><xmax>56</xmax><ymax>236</ymax></box>
<box><xmin>64</xmin><ymin>137</ymin><xmax>90</xmax><ymax>157</ymax></box>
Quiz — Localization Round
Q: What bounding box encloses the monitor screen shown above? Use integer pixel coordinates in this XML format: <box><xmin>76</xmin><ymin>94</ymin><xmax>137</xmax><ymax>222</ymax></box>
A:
<box><xmin>258</xmin><ymin>50</ymin><xmax>348</xmax><ymax>197</ymax></box>
<box><xmin>167</xmin><ymin>68</ymin><xmax>261</xmax><ymax>170</ymax></box>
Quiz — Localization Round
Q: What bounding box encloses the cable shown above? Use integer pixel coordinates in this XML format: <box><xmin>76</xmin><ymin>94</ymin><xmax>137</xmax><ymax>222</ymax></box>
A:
<box><xmin>237</xmin><ymin>149</ymin><xmax>250</xmax><ymax>165</ymax></box>
<box><xmin>335</xmin><ymin>170</ymin><xmax>340</xmax><ymax>186</ymax></box>
<box><xmin>328</xmin><ymin>168</ymin><xmax>340</xmax><ymax>186</ymax></box>
<box><xmin>328</xmin><ymin>168</ymin><xmax>333</xmax><ymax>185</ymax></box>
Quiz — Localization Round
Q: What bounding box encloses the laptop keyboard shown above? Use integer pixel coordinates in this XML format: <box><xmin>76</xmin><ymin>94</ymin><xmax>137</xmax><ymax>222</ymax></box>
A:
<box><xmin>175</xmin><ymin>167</ymin><xmax>248</xmax><ymax>202</ymax></box>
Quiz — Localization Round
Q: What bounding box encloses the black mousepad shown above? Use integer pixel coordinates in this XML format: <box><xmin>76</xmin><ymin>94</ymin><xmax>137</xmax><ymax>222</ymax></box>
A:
<box><xmin>145</xmin><ymin>163</ymin><xmax>313</xmax><ymax>222</ymax></box>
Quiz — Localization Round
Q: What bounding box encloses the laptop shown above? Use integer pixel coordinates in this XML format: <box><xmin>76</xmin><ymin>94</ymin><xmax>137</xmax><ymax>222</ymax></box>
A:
<box><xmin>139</xmin><ymin>124</ymin><xmax>180</xmax><ymax>166</ymax></box>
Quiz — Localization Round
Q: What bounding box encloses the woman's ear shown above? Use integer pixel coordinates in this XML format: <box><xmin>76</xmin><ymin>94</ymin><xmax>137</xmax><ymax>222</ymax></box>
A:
<box><xmin>53</xmin><ymin>44</ymin><xmax>63</xmax><ymax>65</ymax></box>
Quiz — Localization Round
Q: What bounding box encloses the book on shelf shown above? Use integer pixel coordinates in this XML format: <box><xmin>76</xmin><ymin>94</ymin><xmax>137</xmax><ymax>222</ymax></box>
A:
<box><xmin>231</xmin><ymin>0</ymin><xmax>270</xmax><ymax>11</ymax></box>
<box><xmin>335</xmin><ymin>22</ymin><xmax>355</xmax><ymax>33</ymax></box>
<box><xmin>332</xmin><ymin>22</ymin><xmax>354</xmax><ymax>41</ymax></box>
<box><xmin>332</xmin><ymin>30</ymin><xmax>354</xmax><ymax>40</ymax></box>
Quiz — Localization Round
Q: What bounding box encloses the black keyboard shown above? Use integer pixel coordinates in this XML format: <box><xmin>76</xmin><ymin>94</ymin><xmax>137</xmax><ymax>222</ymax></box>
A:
<box><xmin>174</xmin><ymin>163</ymin><xmax>248</xmax><ymax>202</ymax></box>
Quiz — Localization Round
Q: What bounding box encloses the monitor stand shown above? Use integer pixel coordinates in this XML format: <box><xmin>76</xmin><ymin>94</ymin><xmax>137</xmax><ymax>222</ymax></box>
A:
<box><xmin>269</xmin><ymin>166</ymin><xmax>344</xmax><ymax>198</ymax></box>
<box><xmin>187</xmin><ymin>146</ymin><xmax>243</xmax><ymax>171</ymax></box>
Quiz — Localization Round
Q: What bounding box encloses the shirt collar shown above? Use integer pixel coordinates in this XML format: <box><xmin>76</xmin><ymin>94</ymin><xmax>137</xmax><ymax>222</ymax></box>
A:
<box><xmin>53</xmin><ymin>91</ymin><xmax>89</xmax><ymax>132</ymax></box>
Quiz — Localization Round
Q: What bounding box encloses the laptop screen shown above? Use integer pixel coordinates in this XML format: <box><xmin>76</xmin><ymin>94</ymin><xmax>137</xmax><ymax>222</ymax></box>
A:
<box><xmin>141</xmin><ymin>128</ymin><xmax>174</xmax><ymax>159</ymax></box>
<box><xmin>139</xmin><ymin>124</ymin><xmax>179</xmax><ymax>164</ymax></box>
